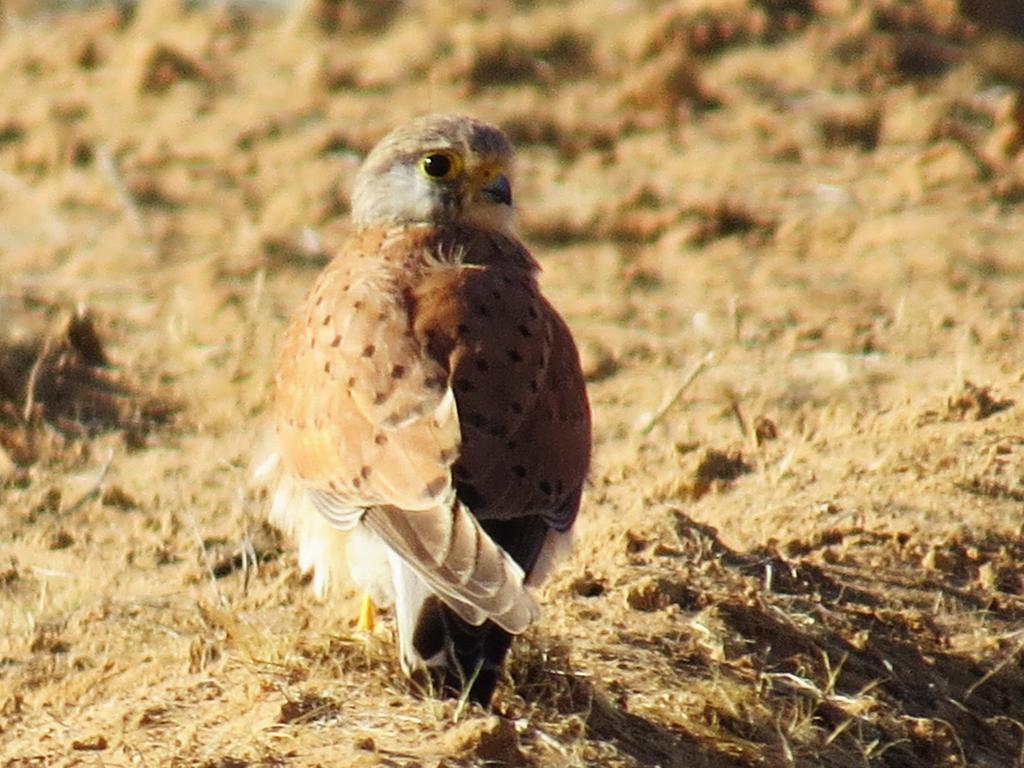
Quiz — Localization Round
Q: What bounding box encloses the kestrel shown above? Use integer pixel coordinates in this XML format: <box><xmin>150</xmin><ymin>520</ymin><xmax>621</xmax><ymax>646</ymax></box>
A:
<box><xmin>267</xmin><ymin>114</ymin><xmax>591</xmax><ymax>704</ymax></box>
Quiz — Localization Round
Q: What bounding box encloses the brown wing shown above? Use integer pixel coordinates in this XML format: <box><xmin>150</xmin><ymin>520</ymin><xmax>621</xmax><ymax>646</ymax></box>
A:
<box><xmin>273</xmin><ymin>226</ymin><xmax>555</xmax><ymax>631</ymax></box>
<box><xmin>409</xmin><ymin>260</ymin><xmax>591</xmax><ymax>535</ymax></box>
<box><xmin>274</xmin><ymin>227</ymin><xmax>461</xmax><ymax>520</ymax></box>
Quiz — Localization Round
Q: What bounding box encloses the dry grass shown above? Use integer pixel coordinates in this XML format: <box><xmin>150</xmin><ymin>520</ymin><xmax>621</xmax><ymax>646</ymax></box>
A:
<box><xmin>3</xmin><ymin>1</ymin><xmax>1024</xmax><ymax>765</ymax></box>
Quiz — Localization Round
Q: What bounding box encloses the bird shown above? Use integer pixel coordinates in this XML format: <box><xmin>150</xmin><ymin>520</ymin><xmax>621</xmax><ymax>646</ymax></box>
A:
<box><xmin>266</xmin><ymin>113</ymin><xmax>591</xmax><ymax>705</ymax></box>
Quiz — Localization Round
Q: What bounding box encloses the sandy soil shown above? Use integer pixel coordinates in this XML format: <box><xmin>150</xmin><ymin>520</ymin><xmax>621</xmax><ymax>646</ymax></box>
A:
<box><xmin>2</xmin><ymin>1</ymin><xmax>1024</xmax><ymax>765</ymax></box>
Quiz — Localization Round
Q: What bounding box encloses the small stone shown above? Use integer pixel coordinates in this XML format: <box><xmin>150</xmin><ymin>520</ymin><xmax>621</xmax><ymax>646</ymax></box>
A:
<box><xmin>443</xmin><ymin>716</ymin><xmax>523</xmax><ymax>766</ymax></box>
<box><xmin>47</xmin><ymin>529</ymin><xmax>74</xmax><ymax>550</ymax></box>
<box><xmin>71</xmin><ymin>735</ymin><xmax>108</xmax><ymax>751</ymax></box>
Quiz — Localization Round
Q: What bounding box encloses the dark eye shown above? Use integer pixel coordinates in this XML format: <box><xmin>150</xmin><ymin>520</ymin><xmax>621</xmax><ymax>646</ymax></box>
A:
<box><xmin>420</xmin><ymin>152</ymin><xmax>458</xmax><ymax>179</ymax></box>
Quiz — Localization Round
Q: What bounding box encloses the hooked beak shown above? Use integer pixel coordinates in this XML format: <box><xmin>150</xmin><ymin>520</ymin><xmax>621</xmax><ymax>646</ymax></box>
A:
<box><xmin>480</xmin><ymin>173</ymin><xmax>512</xmax><ymax>206</ymax></box>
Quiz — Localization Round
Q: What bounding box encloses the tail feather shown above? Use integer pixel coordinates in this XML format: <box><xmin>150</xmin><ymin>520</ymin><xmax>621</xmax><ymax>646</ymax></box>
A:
<box><xmin>364</xmin><ymin>502</ymin><xmax>539</xmax><ymax>633</ymax></box>
<box><xmin>395</xmin><ymin>514</ymin><xmax>552</xmax><ymax>705</ymax></box>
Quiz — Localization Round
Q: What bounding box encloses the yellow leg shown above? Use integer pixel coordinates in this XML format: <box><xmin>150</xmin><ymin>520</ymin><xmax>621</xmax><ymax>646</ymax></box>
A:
<box><xmin>357</xmin><ymin>591</ymin><xmax>376</xmax><ymax>632</ymax></box>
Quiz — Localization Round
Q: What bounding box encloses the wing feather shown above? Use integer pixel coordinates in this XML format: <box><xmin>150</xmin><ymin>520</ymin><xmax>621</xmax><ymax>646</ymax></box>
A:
<box><xmin>364</xmin><ymin>503</ymin><xmax>538</xmax><ymax>632</ymax></box>
<box><xmin>273</xmin><ymin>226</ymin><xmax>541</xmax><ymax>628</ymax></box>
<box><xmin>274</xmin><ymin>230</ymin><xmax>460</xmax><ymax>514</ymax></box>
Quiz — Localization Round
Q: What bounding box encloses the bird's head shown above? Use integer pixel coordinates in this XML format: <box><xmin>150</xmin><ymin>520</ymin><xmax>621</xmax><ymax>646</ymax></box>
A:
<box><xmin>351</xmin><ymin>114</ymin><xmax>516</xmax><ymax>233</ymax></box>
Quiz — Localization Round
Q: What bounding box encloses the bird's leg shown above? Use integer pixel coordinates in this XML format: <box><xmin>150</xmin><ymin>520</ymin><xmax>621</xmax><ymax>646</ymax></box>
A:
<box><xmin>357</xmin><ymin>591</ymin><xmax>376</xmax><ymax>632</ymax></box>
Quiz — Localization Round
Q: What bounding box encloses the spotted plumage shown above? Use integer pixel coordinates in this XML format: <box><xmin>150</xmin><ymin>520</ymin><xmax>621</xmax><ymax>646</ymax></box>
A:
<box><xmin>267</xmin><ymin>114</ymin><xmax>591</xmax><ymax>704</ymax></box>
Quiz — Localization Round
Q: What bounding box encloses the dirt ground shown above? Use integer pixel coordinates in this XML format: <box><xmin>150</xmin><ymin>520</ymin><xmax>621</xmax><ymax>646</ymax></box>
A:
<box><xmin>2</xmin><ymin>0</ymin><xmax>1024</xmax><ymax>765</ymax></box>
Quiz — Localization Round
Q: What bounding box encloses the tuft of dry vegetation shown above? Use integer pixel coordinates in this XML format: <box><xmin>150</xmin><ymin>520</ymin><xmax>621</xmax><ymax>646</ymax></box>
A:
<box><xmin>2</xmin><ymin>1</ymin><xmax>1024</xmax><ymax>765</ymax></box>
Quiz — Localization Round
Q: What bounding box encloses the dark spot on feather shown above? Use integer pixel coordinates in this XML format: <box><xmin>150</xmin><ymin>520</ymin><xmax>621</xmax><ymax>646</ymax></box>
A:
<box><xmin>315</xmin><ymin>295</ymin><xmax>324</xmax><ymax>306</ymax></box>
<box><xmin>331</xmin><ymin>334</ymin><xmax>341</xmax><ymax>347</ymax></box>
<box><xmin>361</xmin><ymin>466</ymin><xmax>372</xmax><ymax>480</ymax></box>
<box><xmin>439</xmin><ymin>447</ymin><xmax>457</xmax><ymax>463</ymax></box>
<box><xmin>529</xmin><ymin>379</ymin><xmax>539</xmax><ymax>393</ymax></box>
<box><xmin>507</xmin><ymin>348</ymin><xmax>523</xmax><ymax>363</ymax></box>
<box><xmin>322</xmin><ymin>314</ymin><xmax>332</xmax><ymax>326</ymax></box>
<box><xmin>457</xmin><ymin>323</ymin><xmax>469</xmax><ymax>334</ymax></box>
<box><xmin>374</xmin><ymin>433</ymin><xmax>388</xmax><ymax>446</ymax></box>
<box><xmin>512</xmin><ymin>465</ymin><xmax>527</xmax><ymax>478</ymax></box>
<box><xmin>347</xmin><ymin>376</ymin><xmax>357</xmax><ymax>388</ymax></box>
<box><xmin>323</xmin><ymin>361</ymin><xmax>332</xmax><ymax>374</ymax></box>
<box><xmin>476</xmin><ymin>304</ymin><xmax>489</xmax><ymax>317</ymax></box>
<box><xmin>424</xmin><ymin>476</ymin><xmax>447</xmax><ymax>498</ymax></box>
<box><xmin>391</xmin><ymin>364</ymin><xmax>406</xmax><ymax>379</ymax></box>
<box><xmin>424</xmin><ymin>374</ymin><xmax>447</xmax><ymax>391</ymax></box>
<box><xmin>353</xmin><ymin>300</ymin><xmax>364</xmax><ymax>310</ymax></box>
<box><xmin>353</xmin><ymin>475</ymin><xmax>362</xmax><ymax>489</ymax></box>
<box><xmin>518</xmin><ymin>324</ymin><xmax>532</xmax><ymax>338</ymax></box>
<box><xmin>528</xmin><ymin>305</ymin><xmax>539</xmax><ymax>319</ymax></box>
<box><xmin>373</xmin><ymin>391</ymin><xmax>388</xmax><ymax>405</ymax></box>
<box><xmin>539</xmin><ymin>480</ymin><xmax>552</xmax><ymax>495</ymax></box>
<box><xmin>475</xmin><ymin>358</ymin><xmax>489</xmax><ymax>372</ymax></box>
<box><xmin>492</xmin><ymin>290</ymin><xmax>501</xmax><ymax>300</ymax></box>
<box><xmin>362</xmin><ymin>344</ymin><xmax>375</xmax><ymax>358</ymax></box>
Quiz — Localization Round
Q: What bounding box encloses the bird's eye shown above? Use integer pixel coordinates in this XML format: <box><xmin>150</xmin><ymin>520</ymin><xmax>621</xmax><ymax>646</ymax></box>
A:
<box><xmin>419</xmin><ymin>151</ymin><xmax>460</xmax><ymax>180</ymax></box>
